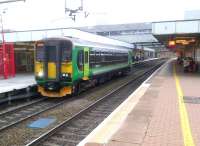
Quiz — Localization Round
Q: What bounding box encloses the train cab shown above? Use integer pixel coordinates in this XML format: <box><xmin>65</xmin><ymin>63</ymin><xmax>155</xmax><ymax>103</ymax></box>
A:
<box><xmin>35</xmin><ymin>38</ymin><xmax>73</xmax><ymax>97</ymax></box>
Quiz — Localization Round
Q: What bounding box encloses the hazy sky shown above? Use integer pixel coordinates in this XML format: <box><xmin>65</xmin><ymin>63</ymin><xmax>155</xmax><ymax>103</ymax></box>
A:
<box><xmin>0</xmin><ymin>0</ymin><xmax>199</xmax><ymax>30</ymax></box>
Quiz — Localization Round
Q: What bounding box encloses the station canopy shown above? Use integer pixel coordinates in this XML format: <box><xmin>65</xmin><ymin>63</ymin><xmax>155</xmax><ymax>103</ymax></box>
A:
<box><xmin>152</xmin><ymin>19</ymin><xmax>200</xmax><ymax>49</ymax></box>
<box><xmin>79</xmin><ymin>23</ymin><xmax>162</xmax><ymax>49</ymax></box>
<box><xmin>0</xmin><ymin>23</ymin><xmax>162</xmax><ymax>50</ymax></box>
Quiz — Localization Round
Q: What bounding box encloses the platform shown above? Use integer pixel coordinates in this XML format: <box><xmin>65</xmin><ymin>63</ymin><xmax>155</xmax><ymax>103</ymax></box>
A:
<box><xmin>0</xmin><ymin>74</ymin><xmax>35</xmax><ymax>94</ymax></box>
<box><xmin>79</xmin><ymin>59</ymin><xmax>200</xmax><ymax>146</ymax></box>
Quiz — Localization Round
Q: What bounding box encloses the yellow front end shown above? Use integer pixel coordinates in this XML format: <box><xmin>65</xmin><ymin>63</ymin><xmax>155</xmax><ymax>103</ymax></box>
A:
<box><xmin>35</xmin><ymin>61</ymin><xmax>44</xmax><ymax>78</ymax></box>
<box><xmin>48</xmin><ymin>62</ymin><xmax>57</xmax><ymax>79</ymax></box>
<box><xmin>38</xmin><ymin>86</ymin><xmax>72</xmax><ymax>97</ymax></box>
<box><xmin>35</xmin><ymin>61</ymin><xmax>73</xmax><ymax>97</ymax></box>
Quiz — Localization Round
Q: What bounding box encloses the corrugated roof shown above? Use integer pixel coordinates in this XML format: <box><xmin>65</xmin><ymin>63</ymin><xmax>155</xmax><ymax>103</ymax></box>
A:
<box><xmin>78</xmin><ymin>22</ymin><xmax>152</xmax><ymax>33</ymax></box>
<box><xmin>108</xmin><ymin>34</ymin><xmax>157</xmax><ymax>43</ymax></box>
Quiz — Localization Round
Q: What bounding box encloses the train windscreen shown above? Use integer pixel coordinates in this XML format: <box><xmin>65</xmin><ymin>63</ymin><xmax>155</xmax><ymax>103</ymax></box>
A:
<box><xmin>36</xmin><ymin>43</ymin><xmax>45</xmax><ymax>61</ymax></box>
<box><xmin>46</xmin><ymin>46</ymin><xmax>57</xmax><ymax>62</ymax></box>
<box><xmin>61</xmin><ymin>41</ymin><xmax>72</xmax><ymax>62</ymax></box>
<box><xmin>62</xmin><ymin>48</ymin><xmax>71</xmax><ymax>61</ymax></box>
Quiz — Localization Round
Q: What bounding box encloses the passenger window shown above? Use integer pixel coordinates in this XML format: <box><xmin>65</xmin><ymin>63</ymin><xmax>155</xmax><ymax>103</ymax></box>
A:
<box><xmin>95</xmin><ymin>51</ymin><xmax>101</xmax><ymax>63</ymax></box>
<box><xmin>90</xmin><ymin>51</ymin><xmax>95</xmax><ymax>63</ymax></box>
<box><xmin>89</xmin><ymin>51</ymin><xmax>95</xmax><ymax>68</ymax></box>
<box><xmin>78</xmin><ymin>51</ymin><xmax>84</xmax><ymax>71</ymax></box>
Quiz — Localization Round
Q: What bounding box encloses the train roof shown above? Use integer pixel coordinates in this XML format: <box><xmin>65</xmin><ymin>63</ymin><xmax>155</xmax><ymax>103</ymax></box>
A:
<box><xmin>41</xmin><ymin>37</ymin><xmax>131</xmax><ymax>52</ymax></box>
<box><xmin>40</xmin><ymin>29</ymin><xmax>133</xmax><ymax>50</ymax></box>
<box><xmin>63</xmin><ymin>29</ymin><xmax>133</xmax><ymax>49</ymax></box>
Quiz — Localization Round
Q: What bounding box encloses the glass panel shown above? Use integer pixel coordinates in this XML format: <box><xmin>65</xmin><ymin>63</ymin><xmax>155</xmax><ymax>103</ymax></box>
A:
<box><xmin>78</xmin><ymin>50</ymin><xmax>84</xmax><ymax>71</ymax></box>
<box><xmin>36</xmin><ymin>46</ymin><xmax>44</xmax><ymax>61</ymax></box>
<box><xmin>61</xmin><ymin>41</ymin><xmax>72</xmax><ymax>61</ymax></box>
<box><xmin>62</xmin><ymin>48</ymin><xmax>71</xmax><ymax>61</ymax></box>
<box><xmin>46</xmin><ymin>46</ymin><xmax>56</xmax><ymax>62</ymax></box>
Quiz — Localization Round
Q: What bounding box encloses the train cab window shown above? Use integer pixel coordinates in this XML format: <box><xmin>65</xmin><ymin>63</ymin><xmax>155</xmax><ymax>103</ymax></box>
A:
<box><xmin>78</xmin><ymin>50</ymin><xmax>84</xmax><ymax>71</ymax></box>
<box><xmin>61</xmin><ymin>41</ymin><xmax>72</xmax><ymax>61</ymax></box>
<box><xmin>35</xmin><ymin>43</ymin><xmax>45</xmax><ymax>61</ymax></box>
<box><xmin>36</xmin><ymin>45</ymin><xmax>45</xmax><ymax>61</ymax></box>
<box><xmin>46</xmin><ymin>46</ymin><xmax>56</xmax><ymax>62</ymax></box>
<box><xmin>62</xmin><ymin>49</ymin><xmax>71</xmax><ymax>61</ymax></box>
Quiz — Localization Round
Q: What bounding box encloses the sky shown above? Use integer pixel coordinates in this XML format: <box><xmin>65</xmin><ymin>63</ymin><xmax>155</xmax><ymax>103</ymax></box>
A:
<box><xmin>0</xmin><ymin>0</ymin><xmax>199</xmax><ymax>30</ymax></box>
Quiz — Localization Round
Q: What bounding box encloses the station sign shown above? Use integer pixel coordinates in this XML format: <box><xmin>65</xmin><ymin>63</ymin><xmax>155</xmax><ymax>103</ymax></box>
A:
<box><xmin>168</xmin><ymin>38</ymin><xmax>196</xmax><ymax>48</ymax></box>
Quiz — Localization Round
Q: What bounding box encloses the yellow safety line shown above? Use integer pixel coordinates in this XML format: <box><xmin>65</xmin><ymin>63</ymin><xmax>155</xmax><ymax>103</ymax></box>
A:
<box><xmin>173</xmin><ymin>64</ymin><xmax>195</xmax><ymax>146</ymax></box>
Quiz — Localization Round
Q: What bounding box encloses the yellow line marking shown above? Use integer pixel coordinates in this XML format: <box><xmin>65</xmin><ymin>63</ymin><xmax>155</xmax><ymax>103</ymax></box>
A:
<box><xmin>173</xmin><ymin>64</ymin><xmax>195</xmax><ymax>146</ymax></box>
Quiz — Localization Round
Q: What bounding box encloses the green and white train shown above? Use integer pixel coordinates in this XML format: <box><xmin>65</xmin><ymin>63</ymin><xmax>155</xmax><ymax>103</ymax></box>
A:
<box><xmin>35</xmin><ymin>29</ymin><xmax>133</xmax><ymax>97</ymax></box>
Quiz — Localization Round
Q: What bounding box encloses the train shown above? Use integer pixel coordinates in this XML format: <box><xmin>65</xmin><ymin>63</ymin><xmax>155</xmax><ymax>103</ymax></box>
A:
<box><xmin>133</xmin><ymin>47</ymin><xmax>155</xmax><ymax>62</ymax></box>
<box><xmin>35</xmin><ymin>29</ymin><xmax>133</xmax><ymax>97</ymax></box>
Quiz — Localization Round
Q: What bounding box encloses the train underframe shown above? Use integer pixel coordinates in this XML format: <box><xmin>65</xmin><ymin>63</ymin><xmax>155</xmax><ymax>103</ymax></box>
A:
<box><xmin>38</xmin><ymin>66</ymin><xmax>131</xmax><ymax>98</ymax></box>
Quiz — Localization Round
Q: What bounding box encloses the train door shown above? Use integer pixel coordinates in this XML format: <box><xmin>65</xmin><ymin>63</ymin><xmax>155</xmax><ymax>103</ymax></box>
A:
<box><xmin>83</xmin><ymin>47</ymin><xmax>89</xmax><ymax>80</ymax></box>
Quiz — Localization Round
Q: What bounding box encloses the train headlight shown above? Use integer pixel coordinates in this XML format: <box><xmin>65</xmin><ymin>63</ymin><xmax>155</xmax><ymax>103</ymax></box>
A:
<box><xmin>62</xmin><ymin>73</ymin><xmax>69</xmax><ymax>77</ymax></box>
<box><xmin>62</xmin><ymin>73</ymin><xmax>71</xmax><ymax>80</ymax></box>
<box><xmin>38</xmin><ymin>71</ymin><xmax>44</xmax><ymax>77</ymax></box>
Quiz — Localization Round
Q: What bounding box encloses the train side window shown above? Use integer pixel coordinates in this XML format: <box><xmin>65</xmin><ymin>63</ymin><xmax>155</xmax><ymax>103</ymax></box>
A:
<box><xmin>95</xmin><ymin>51</ymin><xmax>101</xmax><ymax>64</ymax></box>
<box><xmin>101</xmin><ymin>52</ymin><xmax>105</xmax><ymax>63</ymax></box>
<box><xmin>90</xmin><ymin>51</ymin><xmax>95</xmax><ymax>62</ymax></box>
<box><xmin>89</xmin><ymin>51</ymin><xmax>95</xmax><ymax>68</ymax></box>
<box><xmin>78</xmin><ymin>50</ymin><xmax>84</xmax><ymax>71</ymax></box>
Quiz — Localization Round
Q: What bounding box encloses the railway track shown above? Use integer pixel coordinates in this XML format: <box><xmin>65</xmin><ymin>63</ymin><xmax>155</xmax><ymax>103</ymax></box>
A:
<box><xmin>0</xmin><ymin>97</ymin><xmax>46</xmax><ymax>116</ymax></box>
<box><xmin>0</xmin><ymin>97</ymin><xmax>67</xmax><ymax>131</ymax></box>
<box><xmin>26</xmin><ymin>61</ymin><xmax>165</xmax><ymax>146</ymax></box>
<box><xmin>0</xmin><ymin>60</ymin><xmax>160</xmax><ymax>133</ymax></box>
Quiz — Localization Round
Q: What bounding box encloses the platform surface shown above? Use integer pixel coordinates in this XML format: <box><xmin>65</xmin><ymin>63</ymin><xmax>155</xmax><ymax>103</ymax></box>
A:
<box><xmin>80</xmin><ymin>59</ymin><xmax>200</xmax><ymax>146</ymax></box>
<box><xmin>0</xmin><ymin>74</ymin><xmax>35</xmax><ymax>93</ymax></box>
